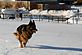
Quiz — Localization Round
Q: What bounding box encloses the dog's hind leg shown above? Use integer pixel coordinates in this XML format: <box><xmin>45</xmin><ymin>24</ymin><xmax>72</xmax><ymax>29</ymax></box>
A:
<box><xmin>19</xmin><ymin>40</ymin><xmax>23</xmax><ymax>48</ymax></box>
<box><xmin>13</xmin><ymin>32</ymin><xmax>23</xmax><ymax>48</ymax></box>
<box><xmin>19</xmin><ymin>35</ymin><xmax>23</xmax><ymax>48</ymax></box>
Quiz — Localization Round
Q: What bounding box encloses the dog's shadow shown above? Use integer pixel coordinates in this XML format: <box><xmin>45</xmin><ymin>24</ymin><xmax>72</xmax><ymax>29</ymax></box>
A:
<box><xmin>27</xmin><ymin>45</ymin><xmax>82</xmax><ymax>52</ymax></box>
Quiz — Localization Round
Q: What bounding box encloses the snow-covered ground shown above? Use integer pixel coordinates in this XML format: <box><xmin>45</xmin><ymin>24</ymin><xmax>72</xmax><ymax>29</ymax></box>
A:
<box><xmin>0</xmin><ymin>19</ymin><xmax>82</xmax><ymax>55</ymax></box>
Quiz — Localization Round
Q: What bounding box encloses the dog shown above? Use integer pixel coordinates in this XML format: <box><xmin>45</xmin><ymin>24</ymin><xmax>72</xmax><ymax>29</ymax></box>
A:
<box><xmin>13</xmin><ymin>20</ymin><xmax>38</xmax><ymax>48</ymax></box>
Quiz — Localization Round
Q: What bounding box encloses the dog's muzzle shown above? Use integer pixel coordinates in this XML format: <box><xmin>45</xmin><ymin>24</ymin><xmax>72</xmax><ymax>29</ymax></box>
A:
<box><xmin>33</xmin><ymin>29</ymin><xmax>38</xmax><ymax>33</ymax></box>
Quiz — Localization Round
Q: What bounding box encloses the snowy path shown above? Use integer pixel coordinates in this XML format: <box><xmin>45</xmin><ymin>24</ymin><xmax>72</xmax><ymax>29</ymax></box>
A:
<box><xmin>0</xmin><ymin>19</ymin><xmax>82</xmax><ymax>55</ymax></box>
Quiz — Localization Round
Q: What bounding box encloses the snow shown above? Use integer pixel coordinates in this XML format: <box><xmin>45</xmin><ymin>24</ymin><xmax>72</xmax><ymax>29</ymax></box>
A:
<box><xmin>0</xmin><ymin>19</ymin><xmax>82</xmax><ymax>55</ymax></box>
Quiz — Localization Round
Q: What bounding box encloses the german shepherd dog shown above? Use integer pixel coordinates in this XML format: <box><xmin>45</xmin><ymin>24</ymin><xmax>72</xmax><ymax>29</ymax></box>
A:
<box><xmin>13</xmin><ymin>20</ymin><xmax>38</xmax><ymax>48</ymax></box>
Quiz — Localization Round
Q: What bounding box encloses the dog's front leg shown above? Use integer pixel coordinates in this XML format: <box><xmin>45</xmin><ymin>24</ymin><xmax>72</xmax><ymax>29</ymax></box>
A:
<box><xmin>23</xmin><ymin>39</ymin><xmax>28</xmax><ymax>47</ymax></box>
<box><xmin>23</xmin><ymin>42</ymin><xmax>26</xmax><ymax>47</ymax></box>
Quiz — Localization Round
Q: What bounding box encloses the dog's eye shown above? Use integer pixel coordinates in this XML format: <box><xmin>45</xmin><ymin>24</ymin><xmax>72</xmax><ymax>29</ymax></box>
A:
<box><xmin>30</xmin><ymin>28</ymin><xmax>33</xmax><ymax>29</ymax></box>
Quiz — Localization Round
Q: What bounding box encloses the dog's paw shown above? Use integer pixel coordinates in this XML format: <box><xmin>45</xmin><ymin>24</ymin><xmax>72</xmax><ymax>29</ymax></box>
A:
<box><xmin>19</xmin><ymin>46</ymin><xmax>23</xmax><ymax>48</ymax></box>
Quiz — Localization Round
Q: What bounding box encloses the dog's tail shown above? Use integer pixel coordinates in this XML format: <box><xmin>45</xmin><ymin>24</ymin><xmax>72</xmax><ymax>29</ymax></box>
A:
<box><xmin>13</xmin><ymin>32</ymin><xmax>18</xmax><ymax>36</ymax></box>
<box><xmin>13</xmin><ymin>32</ymin><xmax>20</xmax><ymax>40</ymax></box>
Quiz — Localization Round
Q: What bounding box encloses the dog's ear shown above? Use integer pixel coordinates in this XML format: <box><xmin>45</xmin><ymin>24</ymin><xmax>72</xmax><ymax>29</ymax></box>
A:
<box><xmin>29</xmin><ymin>20</ymin><xmax>32</xmax><ymax>25</ymax></box>
<box><xmin>33</xmin><ymin>20</ymin><xmax>35</xmax><ymax>24</ymax></box>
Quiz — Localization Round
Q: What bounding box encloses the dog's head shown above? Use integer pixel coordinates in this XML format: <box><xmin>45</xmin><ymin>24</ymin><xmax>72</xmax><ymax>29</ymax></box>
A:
<box><xmin>28</xmin><ymin>20</ymin><xmax>38</xmax><ymax>33</ymax></box>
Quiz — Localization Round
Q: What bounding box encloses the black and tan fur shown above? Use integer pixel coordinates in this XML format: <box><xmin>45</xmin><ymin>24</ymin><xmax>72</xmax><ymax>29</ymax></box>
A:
<box><xmin>13</xmin><ymin>20</ymin><xmax>38</xmax><ymax>48</ymax></box>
